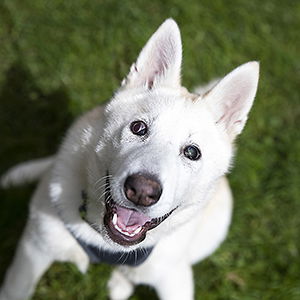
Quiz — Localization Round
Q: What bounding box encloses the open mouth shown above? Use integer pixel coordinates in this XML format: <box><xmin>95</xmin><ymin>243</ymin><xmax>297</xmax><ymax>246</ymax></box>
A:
<box><xmin>103</xmin><ymin>177</ymin><xmax>175</xmax><ymax>246</ymax></box>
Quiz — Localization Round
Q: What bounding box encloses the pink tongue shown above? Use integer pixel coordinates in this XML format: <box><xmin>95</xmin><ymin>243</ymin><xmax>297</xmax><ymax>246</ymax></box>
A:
<box><xmin>116</xmin><ymin>205</ymin><xmax>151</xmax><ymax>233</ymax></box>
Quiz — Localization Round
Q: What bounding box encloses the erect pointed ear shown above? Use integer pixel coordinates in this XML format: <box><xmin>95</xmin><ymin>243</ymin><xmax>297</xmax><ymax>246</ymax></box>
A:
<box><xmin>121</xmin><ymin>19</ymin><xmax>182</xmax><ymax>89</ymax></box>
<box><xmin>204</xmin><ymin>62</ymin><xmax>260</xmax><ymax>141</ymax></box>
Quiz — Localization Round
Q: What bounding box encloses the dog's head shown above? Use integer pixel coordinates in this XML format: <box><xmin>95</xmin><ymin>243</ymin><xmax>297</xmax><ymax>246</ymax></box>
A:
<box><xmin>85</xmin><ymin>19</ymin><xmax>259</xmax><ymax>250</ymax></box>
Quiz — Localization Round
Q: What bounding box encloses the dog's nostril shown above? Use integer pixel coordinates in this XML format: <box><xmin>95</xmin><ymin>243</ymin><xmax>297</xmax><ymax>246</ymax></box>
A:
<box><xmin>125</xmin><ymin>188</ymin><xmax>136</xmax><ymax>200</ymax></box>
<box><xmin>124</xmin><ymin>173</ymin><xmax>162</xmax><ymax>207</ymax></box>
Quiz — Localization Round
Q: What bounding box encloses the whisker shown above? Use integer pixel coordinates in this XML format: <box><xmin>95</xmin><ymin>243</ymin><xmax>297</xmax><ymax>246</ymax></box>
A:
<box><xmin>97</xmin><ymin>190</ymin><xmax>111</xmax><ymax>202</ymax></box>
<box><xmin>116</xmin><ymin>251</ymin><xmax>127</xmax><ymax>264</ymax></box>
<box><xmin>94</xmin><ymin>182</ymin><xmax>109</xmax><ymax>194</ymax></box>
<box><xmin>134</xmin><ymin>249</ymin><xmax>138</xmax><ymax>265</ymax></box>
<box><xmin>122</xmin><ymin>251</ymin><xmax>131</xmax><ymax>265</ymax></box>
<box><xmin>93</xmin><ymin>174</ymin><xmax>112</xmax><ymax>187</ymax></box>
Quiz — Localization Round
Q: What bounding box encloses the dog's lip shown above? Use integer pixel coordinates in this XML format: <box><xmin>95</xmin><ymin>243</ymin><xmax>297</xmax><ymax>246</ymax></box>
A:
<box><xmin>103</xmin><ymin>175</ymin><xmax>175</xmax><ymax>246</ymax></box>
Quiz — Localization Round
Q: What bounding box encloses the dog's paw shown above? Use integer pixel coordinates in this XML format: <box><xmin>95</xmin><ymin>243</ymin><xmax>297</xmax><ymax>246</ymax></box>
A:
<box><xmin>108</xmin><ymin>270</ymin><xmax>134</xmax><ymax>300</ymax></box>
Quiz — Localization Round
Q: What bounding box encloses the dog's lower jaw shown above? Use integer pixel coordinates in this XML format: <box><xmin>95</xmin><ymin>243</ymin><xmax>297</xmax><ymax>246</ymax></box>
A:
<box><xmin>104</xmin><ymin>211</ymin><xmax>148</xmax><ymax>246</ymax></box>
<box><xmin>103</xmin><ymin>202</ymin><xmax>177</xmax><ymax>247</ymax></box>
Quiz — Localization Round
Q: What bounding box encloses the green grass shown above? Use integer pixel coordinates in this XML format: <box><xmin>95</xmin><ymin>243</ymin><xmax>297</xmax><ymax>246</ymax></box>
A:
<box><xmin>0</xmin><ymin>0</ymin><xmax>299</xmax><ymax>299</ymax></box>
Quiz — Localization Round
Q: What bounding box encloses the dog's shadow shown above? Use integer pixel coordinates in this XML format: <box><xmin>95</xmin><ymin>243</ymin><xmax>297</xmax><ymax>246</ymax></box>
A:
<box><xmin>0</xmin><ymin>62</ymin><xmax>72</xmax><ymax>280</ymax></box>
<box><xmin>134</xmin><ymin>286</ymin><xmax>158</xmax><ymax>299</ymax></box>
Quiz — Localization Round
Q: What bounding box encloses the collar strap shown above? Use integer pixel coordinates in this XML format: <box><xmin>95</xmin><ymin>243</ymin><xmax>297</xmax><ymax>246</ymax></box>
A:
<box><xmin>76</xmin><ymin>237</ymin><xmax>153</xmax><ymax>265</ymax></box>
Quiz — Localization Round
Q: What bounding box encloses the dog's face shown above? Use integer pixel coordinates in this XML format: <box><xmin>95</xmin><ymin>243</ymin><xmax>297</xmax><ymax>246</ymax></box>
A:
<box><xmin>85</xmin><ymin>19</ymin><xmax>259</xmax><ymax>250</ymax></box>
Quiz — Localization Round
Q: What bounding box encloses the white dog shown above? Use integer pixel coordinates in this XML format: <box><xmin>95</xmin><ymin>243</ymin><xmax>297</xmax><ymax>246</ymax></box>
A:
<box><xmin>0</xmin><ymin>19</ymin><xmax>259</xmax><ymax>300</ymax></box>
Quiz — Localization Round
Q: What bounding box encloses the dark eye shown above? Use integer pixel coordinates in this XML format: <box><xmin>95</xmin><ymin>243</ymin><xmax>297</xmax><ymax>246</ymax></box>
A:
<box><xmin>130</xmin><ymin>120</ymin><xmax>148</xmax><ymax>136</ymax></box>
<box><xmin>183</xmin><ymin>145</ymin><xmax>201</xmax><ymax>161</ymax></box>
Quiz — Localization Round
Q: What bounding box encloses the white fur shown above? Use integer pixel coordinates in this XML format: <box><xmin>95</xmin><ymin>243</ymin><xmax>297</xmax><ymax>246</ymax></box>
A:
<box><xmin>0</xmin><ymin>19</ymin><xmax>259</xmax><ymax>300</ymax></box>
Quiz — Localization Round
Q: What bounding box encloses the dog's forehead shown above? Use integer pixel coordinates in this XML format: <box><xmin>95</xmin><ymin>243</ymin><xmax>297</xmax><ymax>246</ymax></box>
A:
<box><xmin>108</xmin><ymin>87</ymin><xmax>213</xmax><ymax>131</ymax></box>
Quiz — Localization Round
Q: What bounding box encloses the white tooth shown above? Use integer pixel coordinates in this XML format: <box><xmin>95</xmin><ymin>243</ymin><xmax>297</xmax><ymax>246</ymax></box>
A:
<box><xmin>134</xmin><ymin>226</ymin><xmax>142</xmax><ymax>235</ymax></box>
<box><xmin>112</xmin><ymin>220</ymin><xmax>142</xmax><ymax>237</ymax></box>
<box><xmin>114</xmin><ymin>223</ymin><xmax>128</xmax><ymax>235</ymax></box>
<box><xmin>112</xmin><ymin>214</ymin><xmax>117</xmax><ymax>225</ymax></box>
<box><xmin>114</xmin><ymin>223</ymin><xmax>121</xmax><ymax>232</ymax></box>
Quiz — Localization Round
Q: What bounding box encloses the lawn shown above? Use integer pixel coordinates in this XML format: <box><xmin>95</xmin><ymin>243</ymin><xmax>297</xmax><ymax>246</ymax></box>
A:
<box><xmin>0</xmin><ymin>0</ymin><xmax>299</xmax><ymax>299</ymax></box>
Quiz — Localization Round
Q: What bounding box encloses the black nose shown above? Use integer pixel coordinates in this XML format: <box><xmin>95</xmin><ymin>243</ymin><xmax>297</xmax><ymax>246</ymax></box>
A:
<box><xmin>124</xmin><ymin>173</ymin><xmax>162</xmax><ymax>207</ymax></box>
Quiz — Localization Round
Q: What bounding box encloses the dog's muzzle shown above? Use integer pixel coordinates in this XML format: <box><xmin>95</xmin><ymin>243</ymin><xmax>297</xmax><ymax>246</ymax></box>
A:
<box><xmin>104</xmin><ymin>175</ymin><xmax>175</xmax><ymax>246</ymax></box>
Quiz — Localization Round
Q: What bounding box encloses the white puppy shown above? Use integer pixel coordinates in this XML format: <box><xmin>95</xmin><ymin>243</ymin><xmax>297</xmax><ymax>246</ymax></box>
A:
<box><xmin>0</xmin><ymin>19</ymin><xmax>259</xmax><ymax>300</ymax></box>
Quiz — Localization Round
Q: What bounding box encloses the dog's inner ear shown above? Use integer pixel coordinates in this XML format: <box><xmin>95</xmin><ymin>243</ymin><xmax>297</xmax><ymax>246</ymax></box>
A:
<box><xmin>204</xmin><ymin>62</ymin><xmax>260</xmax><ymax>141</ymax></box>
<box><xmin>122</xmin><ymin>19</ymin><xmax>182</xmax><ymax>89</ymax></box>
